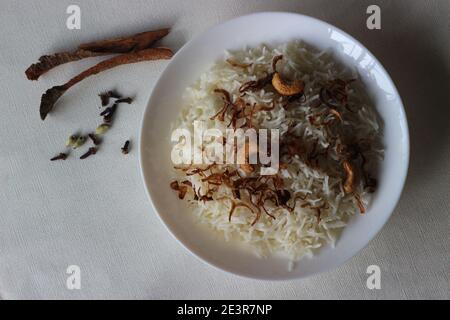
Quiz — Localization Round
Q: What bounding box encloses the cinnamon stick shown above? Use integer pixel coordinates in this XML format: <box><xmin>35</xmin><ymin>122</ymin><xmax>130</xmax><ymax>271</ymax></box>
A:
<box><xmin>26</xmin><ymin>28</ymin><xmax>170</xmax><ymax>80</ymax></box>
<box><xmin>78</xmin><ymin>28</ymin><xmax>170</xmax><ymax>53</ymax></box>
<box><xmin>26</xmin><ymin>50</ymin><xmax>105</xmax><ymax>80</ymax></box>
<box><xmin>39</xmin><ymin>47</ymin><xmax>173</xmax><ymax>120</ymax></box>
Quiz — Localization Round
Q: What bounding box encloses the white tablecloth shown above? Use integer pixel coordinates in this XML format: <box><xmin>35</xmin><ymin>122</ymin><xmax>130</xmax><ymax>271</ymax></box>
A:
<box><xmin>0</xmin><ymin>0</ymin><xmax>448</xmax><ymax>299</ymax></box>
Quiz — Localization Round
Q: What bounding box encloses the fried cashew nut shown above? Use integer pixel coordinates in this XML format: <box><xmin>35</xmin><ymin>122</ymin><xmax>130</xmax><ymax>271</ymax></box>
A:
<box><xmin>272</xmin><ymin>72</ymin><xmax>305</xmax><ymax>96</ymax></box>
<box><xmin>343</xmin><ymin>160</ymin><xmax>355</xmax><ymax>194</ymax></box>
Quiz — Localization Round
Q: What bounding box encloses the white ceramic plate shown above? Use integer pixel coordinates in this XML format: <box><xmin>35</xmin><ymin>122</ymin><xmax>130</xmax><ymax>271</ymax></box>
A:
<box><xmin>139</xmin><ymin>12</ymin><xmax>409</xmax><ymax>280</ymax></box>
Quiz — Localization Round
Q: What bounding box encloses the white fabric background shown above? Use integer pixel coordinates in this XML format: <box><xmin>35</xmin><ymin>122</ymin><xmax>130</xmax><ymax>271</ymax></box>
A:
<box><xmin>0</xmin><ymin>0</ymin><xmax>448</xmax><ymax>299</ymax></box>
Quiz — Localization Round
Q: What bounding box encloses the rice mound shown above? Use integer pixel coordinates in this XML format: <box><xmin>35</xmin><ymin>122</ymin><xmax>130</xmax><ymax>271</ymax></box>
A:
<box><xmin>172</xmin><ymin>41</ymin><xmax>383</xmax><ymax>263</ymax></box>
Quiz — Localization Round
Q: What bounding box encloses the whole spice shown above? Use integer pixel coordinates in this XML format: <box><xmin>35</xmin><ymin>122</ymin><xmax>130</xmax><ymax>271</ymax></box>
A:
<box><xmin>99</xmin><ymin>94</ymin><xmax>132</xmax><ymax>123</ymax></box>
<box><xmin>39</xmin><ymin>47</ymin><xmax>173</xmax><ymax>120</ymax></box>
<box><xmin>73</xmin><ymin>136</ymin><xmax>86</xmax><ymax>149</ymax></box>
<box><xmin>115</xmin><ymin>97</ymin><xmax>133</xmax><ymax>104</ymax></box>
<box><xmin>65</xmin><ymin>135</ymin><xmax>78</xmax><ymax>147</ymax></box>
<box><xmin>79</xmin><ymin>28</ymin><xmax>170</xmax><ymax>53</ymax></box>
<box><xmin>99</xmin><ymin>91</ymin><xmax>132</xmax><ymax>108</ymax></box>
<box><xmin>99</xmin><ymin>90</ymin><xmax>121</xmax><ymax>106</ymax></box>
<box><xmin>80</xmin><ymin>147</ymin><xmax>98</xmax><ymax>159</ymax></box>
<box><xmin>121</xmin><ymin>140</ymin><xmax>130</xmax><ymax>154</ymax></box>
<box><xmin>26</xmin><ymin>28</ymin><xmax>170</xmax><ymax>81</ymax></box>
<box><xmin>50</xmin><ymin>153</ymin><xmax>68</xmax><ymax>161</ymax></box>
<box><xmin>101</xmin><ymin>103</ymin><xmax>118</xmax><ymax>123</ymax></box>
<box><xmin>88</xmin><ymin>133</ymin><xmax>101</xmax><ymax>145</ymax></box>
<box><xmin>26</xmin><ymin>51</ymin><xmax>104</xmax><ymax>81</ymax></box>
<box><xmin>95</xmin><ymin>123</ymin><xmax>111</xmax><ymax>134</ymax></box>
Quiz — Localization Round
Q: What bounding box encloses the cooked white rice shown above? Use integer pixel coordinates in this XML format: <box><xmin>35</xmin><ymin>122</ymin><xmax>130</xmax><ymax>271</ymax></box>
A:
<box><xmin>172</xmin><ymin>41</ymin><xmax>383</xmax><ymax>263</ymax></box>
